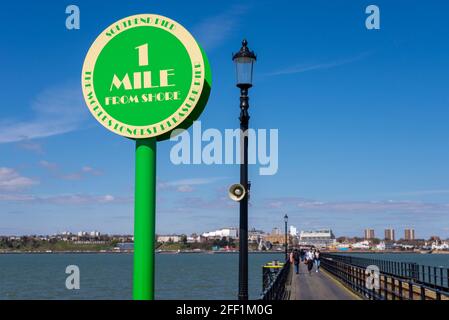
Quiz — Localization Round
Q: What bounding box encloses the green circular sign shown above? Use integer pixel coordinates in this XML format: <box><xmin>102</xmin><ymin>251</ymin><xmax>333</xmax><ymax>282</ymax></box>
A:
<box><xmin>82</xmin><ymin>14</ymin><xmax>211</xmax><ymax>140</ymax></box>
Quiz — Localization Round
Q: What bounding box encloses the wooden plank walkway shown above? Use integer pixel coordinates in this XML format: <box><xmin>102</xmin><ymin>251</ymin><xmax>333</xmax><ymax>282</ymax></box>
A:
<box><xmin>289</xmin><ymin>263</ymin><xmax>361</xmax><ymax>300</ymax></box>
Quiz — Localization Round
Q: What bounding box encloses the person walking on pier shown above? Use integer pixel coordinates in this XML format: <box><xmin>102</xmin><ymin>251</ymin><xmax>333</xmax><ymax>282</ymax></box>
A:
<box><xmin>314</xmin><ymin>250</ymin><xmax>321</xmax><ymax>273</ymax></box>
<box><xmin>291</xmin><ymin>249</ymin><xmax>300</xmax><ymax>274</ymax></box>
<box><xmin>306</xmin><ymin>249</ymin><xmax>314</xmax><ymax>275</ymax></box>
<box><xmin>300</xmin><ymin>248</ymin><xmax>305</xmax><ymax>262</ymax></box>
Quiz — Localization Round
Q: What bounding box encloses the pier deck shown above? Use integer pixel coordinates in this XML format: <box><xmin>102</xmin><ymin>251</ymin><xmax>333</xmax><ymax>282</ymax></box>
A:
<box><xmin>289</xmin><ymin>263</ymin><xmax>360</xmax><ymax>300</ymax></box>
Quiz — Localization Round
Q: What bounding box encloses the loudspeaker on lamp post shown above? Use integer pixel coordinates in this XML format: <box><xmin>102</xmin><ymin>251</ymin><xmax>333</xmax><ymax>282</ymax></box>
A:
<box><xmin>228</xmin><ymin>183</ymin><xmax>246</xmax><ymax>202</ymax></box>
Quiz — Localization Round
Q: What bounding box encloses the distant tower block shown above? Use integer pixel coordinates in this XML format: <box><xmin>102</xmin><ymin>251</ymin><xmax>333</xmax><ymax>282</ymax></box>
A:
<box><xmin>404</xmin><ymin>228</ymin><xmax>415</xmax><ymax>241</ymax></box>
<box><xmin>364</xmin><ymin>229</ymin><xmax>375</xmax><ymax>240</ymax></box>
<box><xmin>384</xmin><ymin>228</ymin><xmax>395</xmax><ymax>241</ymax></box>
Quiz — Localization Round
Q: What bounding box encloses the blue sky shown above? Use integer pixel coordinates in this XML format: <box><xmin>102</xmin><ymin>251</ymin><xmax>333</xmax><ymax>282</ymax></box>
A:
<box><xmin>1</xmin><ymin>0</ymin><xmax>449</xmax><ymax>238</ymax></box>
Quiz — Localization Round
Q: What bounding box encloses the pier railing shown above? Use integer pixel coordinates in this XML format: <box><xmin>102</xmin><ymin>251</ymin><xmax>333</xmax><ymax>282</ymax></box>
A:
<box><xmin>321</xmin><ymin>254</ymin><xmax>449</xmax><ymax>300</ymax></box>
<box><xmin>260</xmin><ymin>260</ymin><xmax>290</xmax><ymax>300</ymax></box>
<box><xmin>321</xmin><ymin>253</ymin><xmax>449</xmax><ymax>291</ymax></box>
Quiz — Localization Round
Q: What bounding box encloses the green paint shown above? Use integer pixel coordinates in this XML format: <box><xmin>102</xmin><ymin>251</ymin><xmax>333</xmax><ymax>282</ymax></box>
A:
<box><xmin>94</xmin><ymin>27</ymin><xmax>192</xmax><ymax>126</ymax></box>
<box><xmin>133</xmin><ymin>138</ymin><xmax>156</xmax><ymax>300</ymax></box>
<box><xmin>155</xmin><ymin>45</ymin><xmax>212</xmax><ymax>142</ymax></box>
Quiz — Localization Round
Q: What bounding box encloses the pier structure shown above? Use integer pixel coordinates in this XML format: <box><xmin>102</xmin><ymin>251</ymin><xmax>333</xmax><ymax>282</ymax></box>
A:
<box><xmin>289</xmin><ymin>263</ymin><xmax>358</xmax><ymax>300</ymax></box>
<box><xmin>261</xmin><ymin>253</ymin><xmax>449</xmax><ymax>300</ymax></box>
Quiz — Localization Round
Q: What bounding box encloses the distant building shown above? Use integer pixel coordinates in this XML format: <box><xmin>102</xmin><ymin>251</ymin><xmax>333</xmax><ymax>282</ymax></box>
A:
<box><xmin>77</xmin><ymin>231</ymin><xmax>88</xmax><ymax>237</ymax></box>
<box><xmin>265</xmin><ymin>227</ymin><xmax>289</xmax><ymax>244</ymax></box>
<box><xmin>299</xmin><ymin>229</ymin><xmax>336</xmax><ymax>248</ymax></box>
<box><xmin>404</xmin><ymin>229</ymin><xmax>415</xmax><ymax>241</ymax></box>
<box><xmin>248</xmin><ymin>228</ymin><xmax>266</xmax><ymax>243</ymax></box>
<box><xmin>431</xmin><ymin>241</ymin><xmax>449</xmax><ymax>251</ymax></box>
<box><xmin>187</xmin><ymin>234</ymin><xmax>205</xmax><ymax>243</ymax></box>
<box><xmin>289</xmin><ymin>226</ymin><xmax>297</xmax><ymax>236</ymax></box>
<box><xmin>352</xmin><ymin>240</ymin><xmax>370</xmax><ymax>250</ymax></box>
<box><xmin>384</xmin><ymin>228</ymin><xmax>395</xmax><ymax>241</ymax></box>
<box><xmin>157</xmin><ymin>235</ymin><xmax>183</xmax><ymax>243</ymax></box>
<box><xmin>202</xmin><ymin>228</ymin><xmax>238</xmax><ymax>239</ymax></box>
<box><xmin>375</xmin><ymin>242</ymin><xmax>386</xmax><ymax>250</ymax></box>
<box><xmin>364</xmin><ymin>229</ymin><xmax>375</xmax><ymax>240</ymax></box>
<box><xmin>90</xmin><ymin>231</ymin><xmax>101</xmax><ymax>237</ymax></box>
<box><xmin>265</xmin><ymin>234</ymin><xmax>286</xmax><ymax>245</ymax></box>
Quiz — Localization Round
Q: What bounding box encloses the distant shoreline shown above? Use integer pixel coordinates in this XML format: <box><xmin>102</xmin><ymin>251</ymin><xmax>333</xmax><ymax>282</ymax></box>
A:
<box><xmin>0</xmin><ymin>251</ymin><xmax>132</xmax><ymax>255</ymax></box>
<box><xmin>1</xmin><ymin>249</ymin><xmax>448</xmax><ymax>255</ymax></box>
<box><xmin>0</xmin><ymin>250</ymin><xmax>285</xmax><ymax>255</ymax></box>
<box><xmin>326</xmin><ymin>250</ymin><xmax>449</xmax><ymax>255</ymax></box>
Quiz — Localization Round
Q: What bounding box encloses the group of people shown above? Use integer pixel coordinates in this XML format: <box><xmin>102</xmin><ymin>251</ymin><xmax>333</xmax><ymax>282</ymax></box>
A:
<box><xmin>289</xmin><ymin>248</ymin><xmax>321</xmax><ymax>275</ymax></box>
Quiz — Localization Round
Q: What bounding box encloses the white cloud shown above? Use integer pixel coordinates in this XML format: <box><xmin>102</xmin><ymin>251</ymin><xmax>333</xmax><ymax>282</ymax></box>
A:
<box><xmin>192</xmin><ymin>5</ymin><xmax>249</xmax><ymax>50</ymax></box>
<box><xmin>0</xmin><ymin>193</ymin><xmax>36</xmax><ymax>201</ymax></box>
<box><xmin>39</xmin><ymin>160</ymin><xmax>58</xmax><ymax>170</ymax></box>
<box><xmin>165</xmin><ymin>177</ymin><xmax>225</xmax><ymax>186</ymax></box>
<box><xmin>0</xmin><ymin>192</ymin><xmax>126</xmax><ymax>205</ymax></box>
<box><xmin>81</xmin><ymin>166</ymin><xmax>102</xmax><ymax>176</ymax></box>
<box><xmin>60</xmin><ymin>173</ymin><xmax>83</xmax><ymax>181</ymax></box>
<box><xmin>39</xmin><ymin>160</ymin><xmax>101</xmax><ymax>180</ymax></box>
<box><xmin>0</xmin><ymin>83</ymin><xmax>88</xmax><ymax>143</ymax></box>
<box><xmin>17</xmin><ymin>140</ymin><xmax>44</xmax><ymax>154</ymax></box>
<box><xmin>386</xmin><ymin>189</ymin><xmax>449</xmax><ymax>196</ymax></box>
<box><xmin>176</xmin><ymin>185</ymin><xmax>194</xmax><ymax>193</ymax></box>
<box><xmin>266</xmin><ymin>52</ymin><xmax>371</xmax><ymax>76</ymax></box>
<box><xmin>45</xmin><ymin>194</ymin><xmax>116</xmax><ymax>204</ymax></box>
<box><xmin>263</xmin><ymin>197</ymin><xmax>449</xmax><ymax>215</ymax></box>
<box><xmin>0</xmin><ymin>167</ymin><xmax>38</xmax><ymax>191</ymax></box>
<box><xmin>158</xmin><ymin>177</ymin><xmax>226</xmax><ymax>193</ymax></box>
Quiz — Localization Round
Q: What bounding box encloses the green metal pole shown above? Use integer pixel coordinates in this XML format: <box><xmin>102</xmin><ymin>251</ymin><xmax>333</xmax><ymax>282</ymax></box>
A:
<box><xmin>133</xmin><ymin>138</ymin><xmax>157</xmax><ymax>300</ymax></box>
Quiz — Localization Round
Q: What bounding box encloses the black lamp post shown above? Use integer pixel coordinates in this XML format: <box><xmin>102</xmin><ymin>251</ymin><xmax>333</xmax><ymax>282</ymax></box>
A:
<box><xmin>233</xmin><ymin>39</ymin><xmax>256</xmax><ymax>301</ymax></box>
<box><xmin>284</xmin><ymin>214</ymin><xmax>289</xmax><ymax>260</ymax></box>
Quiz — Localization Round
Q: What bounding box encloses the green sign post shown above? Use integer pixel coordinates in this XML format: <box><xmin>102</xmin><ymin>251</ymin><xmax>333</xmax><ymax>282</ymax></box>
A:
<box><xmin>81</xmin><ymin>14</ymin><xmax>211</xmax><ymax>300</ymax></box>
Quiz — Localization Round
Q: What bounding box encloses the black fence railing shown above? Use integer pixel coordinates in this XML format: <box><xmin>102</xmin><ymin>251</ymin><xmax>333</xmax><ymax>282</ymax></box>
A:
<box><xmin>260</xmin><ymin>260</ymin><xmax>290</xmax><ymax>300</ymax></box>
<box><xmin>321</xmin><ymin>253</ymin><xmax>449</xmax><ymax>292</ymax></box>
<box><xmin>321</xmin><ymin>254</ymin><xmax>449</xmax><ymax>300</ymax></box>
